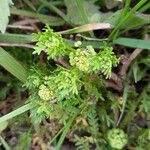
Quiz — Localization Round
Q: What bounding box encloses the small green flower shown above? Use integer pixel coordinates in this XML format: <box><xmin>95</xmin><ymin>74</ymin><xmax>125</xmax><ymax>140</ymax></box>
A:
<box><xmin>107</xmin><ymin>128</ymin><xmax>128</xmax><ymax>150</ymax></box>
<box><xmin>69</xmin><ymin>48</ymin><xmax>96</xmax><ymax>72</ymax></box>
<box><xmin>38</xmin><ymin>84</ymin><xmax>55</xmax><ymax>101</ymax></box>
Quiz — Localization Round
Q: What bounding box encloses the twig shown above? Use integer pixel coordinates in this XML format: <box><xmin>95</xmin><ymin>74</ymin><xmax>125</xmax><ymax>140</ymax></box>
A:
<box><xmin>105</xmin><ymin>81</ymin><xmax>122</xmax><ymax>92</ymax></box>
<box><xmin>13</xmin><ymin>19</ymin><xmax>39</xmax><ymax>25</ymax></box>
<box><xmin>7</xmin><ymin>24</ymin><xmax>35</xmax><ymax>31</ymax></box>
<box><xmin>0</xmin><ymin>43</ymin><xmax>34</xmax><ymax>49</ymax></box>
<box><xmin>116</xmin><ymin>84</ymin><xmax>129</xmax><ymax>127</ymax></box>
<box><xmin>119</xmin><ymin>48</ymin><xmax>142</xmax><ymax>79</ymax></box>
<box><xmin>119</xmin><ymin>35</ymin><xmax>149</xmax><ymax>79</ymax></box>
<box><xmin>76</xmin><ymin>34</ymin><xmax>108</xmax><ymax>41</ymax></box>
<box><xmin>55</xmin><ymin>57</ymin><xmax>71</xmax><ymax>69</ymax></box>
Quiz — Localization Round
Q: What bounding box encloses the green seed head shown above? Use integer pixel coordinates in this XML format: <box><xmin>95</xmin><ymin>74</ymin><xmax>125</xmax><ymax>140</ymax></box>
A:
<box><xmin>38</xmin><ymin>84</ymin><xmax>55</xmax><ymax>101</ymax></box>
<box><xmin>107</xmin><ymin>129</ymin><xmax>128</xmax><ymax>149</ymax></box>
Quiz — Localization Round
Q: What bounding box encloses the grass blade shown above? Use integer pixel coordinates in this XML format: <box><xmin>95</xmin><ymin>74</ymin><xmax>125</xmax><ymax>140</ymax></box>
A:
<box><xmin>0</xmin><ymin>33</ymin><xmax>33</xmax><ymax>44</ymax></box>
<box><xmin>56</xmin><ymin>117</ymin><xmax>75</xmax><ymax>150</ymax></box>
<box><xmin>40</xmin><ymin>0</ymin><xmax>69</xmax><ymax>23</ymax></box>
<box><xmin>10</xmin><ymin>8</ymin><xmax>65</xmax><ymax>26</ymax></box>
<box><xmin>109</xmin><ymin>0</ymin><xmax>148</xmax><ymax>40</ymax></box>
<box><xmin>113</xmin><ymin>38</ymin><xmax>150</xmax><ymax>50</ymax></box>
<box><xmin>0</xmin><ymin>47</ymin><xmax>27</xmax><ymax>82</ymax></box>
<box><xmin>0</xmin><ymin>136</ymin><xmax>11</xmax><ymax>150</ymax></box>
<box><xmin>58</xmin><ymin>23</ymin><xmax>112</xmax><ymax>34</ymax></box>
<box><xmin>0</xmin><ymin>103</ymin><xmax>33</xmax><ymax>123</ymax></box>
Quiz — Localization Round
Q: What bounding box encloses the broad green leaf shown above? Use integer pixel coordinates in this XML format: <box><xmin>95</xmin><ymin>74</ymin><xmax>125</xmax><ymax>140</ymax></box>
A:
<box><xmin>113</xmin><ymin>38</ymin><xmax>150</xmax><ymax>50</ymax></box>
<box><xmin>0</xmin><ymin>103</ymin><xmax>33</xmax><ymax>123</ymax></box>
<box><xmin>124</xmin><ymin>13</ymin><xmax>150</xmax><ymax>30</ymax></box>
<box><xmin>0</xmin><ymin>0</ymin><xmax>13</xmax><ymax>33</ymax></box>
<box><xmin>0</xmin><ymin>47</ymin><xmax>27</xmax><ymax>82</ymax></box>
<box><xmin>65</xmin><ymin>0</ymin><xmax>101</xmax><ymax>25</ymax></box>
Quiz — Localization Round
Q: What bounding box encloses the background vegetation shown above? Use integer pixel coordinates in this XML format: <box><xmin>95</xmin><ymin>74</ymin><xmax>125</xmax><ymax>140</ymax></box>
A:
<box><xmin>0</xmin><ymin>0</ymin><xmax>150</xmax><ymax>150</ymax></box>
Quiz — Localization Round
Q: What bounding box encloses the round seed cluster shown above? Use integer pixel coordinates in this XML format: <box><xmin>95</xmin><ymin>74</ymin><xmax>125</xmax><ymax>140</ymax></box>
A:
<box><xmin>107</xmin><ymin>129</ymin><xmax>128</xmax><ymax>150</ymax></box>
<box><xmin>38</xmin><ymin>84</ymin><xmax>55</xmax><ymax>101</ymax></box>
<box><xmin>69</xmin><ymin>48</ymin><xmax>96</xmax><ymax>72</ymax></box>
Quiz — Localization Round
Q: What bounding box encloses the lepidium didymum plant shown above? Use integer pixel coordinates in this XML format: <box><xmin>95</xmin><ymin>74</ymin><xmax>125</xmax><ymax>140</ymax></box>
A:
<box><xmin>25</xmin><ymin>25</ymin><xmax>121</xmax><ymax>149</ymax></box>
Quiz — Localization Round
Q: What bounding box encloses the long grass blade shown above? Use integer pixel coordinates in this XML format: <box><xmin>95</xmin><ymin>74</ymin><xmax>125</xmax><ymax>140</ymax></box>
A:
<box><xmin>56</xmin><ymin>117</ymin><xmax>75</xmax><ymax>150</ymax></box>
<box><xmin>58</xmin><ymin>23</ymin><xmax>112</xmax><ymax>34</ymax></box>
<box><xmin>113</xmin><ymin>38</ymin><xmax>150</xmax><ymax>50</ymax></box>
<box><xmin>0</xmin><ymin>33</ymin><xmax>33</xmax><ymax>44</ymax></box>
<box><xmin>10</xmin><ymin>8</ymin><xmax>65</xmax><ymax>26</ymax></box>
<box><xmin>0</xmin><ymin>136</ymin><xmax>11</xmax><ymax>150</ymax></box>
<box><xmin>0</xmin><ymin>47</ymin><xmax>27</xmax><ymax>82</ymax></box>
<box><xmin>0</xmin><ymin>103</ymin><xmax>33</xmax><ymax>123</ymax></box>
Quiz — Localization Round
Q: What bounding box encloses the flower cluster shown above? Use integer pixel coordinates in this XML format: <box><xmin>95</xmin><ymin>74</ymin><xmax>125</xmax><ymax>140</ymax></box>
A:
<box><xmin>70</xmin><ymin>43</ymin><xmax>119</xmax><ymax>78</ymax></box>
<box><xmin>38</xmin><ymin>84</ymin><xmax>55</xmax><ymax>101</ymax></box>
<box><xmin>69</xmin><ymin>46</ymin><xmax>96</xmax><ymax>72</ymax></box>
<box><xmin>107</xmin><ymin>128</ymin><xmax>128</xmax><ymax>149</ymax></box>
<box><xmin>33</xmin><ymin>25</ymin><xmax>68</xmax><ymax>59</ymax></box>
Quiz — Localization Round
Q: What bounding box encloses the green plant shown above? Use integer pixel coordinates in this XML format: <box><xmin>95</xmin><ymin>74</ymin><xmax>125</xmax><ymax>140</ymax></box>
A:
<box><xmin>22</xmin><ymin>25</ymin><xmax>119</xmax><ymax>148</ymax></box>
<box><xmin>107</xmin><ymin>128</ymin><xmax>128</xmax><ymax>149</ymax></box>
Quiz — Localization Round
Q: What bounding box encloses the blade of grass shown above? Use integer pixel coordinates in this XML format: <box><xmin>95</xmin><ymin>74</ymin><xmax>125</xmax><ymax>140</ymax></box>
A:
<box><xmin>22</xmin><ymin>0</ymin><xmax>36</xmax><ymax>11</ymax></box>
<box><xmin>0</xmin><ymin>33</ymin><xmax>104</xmax><ymax>49</ymax></box>
<box><xmin>139</xmin><ymin>2</ymin><xmax>150</xmax><ymax>12</ymax></box>
<box><xmin>75</xmin><ymin>0</ymin><xmax>95</xmax><ymax>37</ymax></box>
<box><xmin>40</xmin><ymin>0</ymin><xmax>69</xmax><ymax>24</ymax></box>
<box><xmin>55</xmin><ymin>116</ymin><xmax>75</xmax><ymax>150</ymax></box>
<box><xmin>0</xmin><ymin>136</ymin><xmax>11</xmax><ymax>150</ymax></box>
<box><xmin>113</xmin><ymin>37</ymin><xmax>150</xmax><ymax>50</ymax></box>
<box><xmin>48</xmin><ymin>126</ymin><xmax>65</xmax><ymax>145</ymax></box>
<box><xmin>57</xmin><ymin>23</ymin><xmax>112</xmax><ymax>34</ymax></box>
<box><xmin>10</xmin><ymin>8</ymin><xmax>65</xmax><ymax>26</ymax></box>
<box><xmin>109</xmin><ymin>0</ymin><xmax>148</xmax><ymax>40</ymax></box>
<box><xmin>110</xmin><ymin>0</ymin><xmax>131</xmax><ymax>39</ymax></box>
<box><xmin>116</xmin><ymin>84</ymin><xmax>129</xmax><ymax>127</ymax></box>
<box><xmin>0</xmin><ymin>33</ymin><xmax>33</xmax><ymax>44</ymax></box>
<box><xmin>0</xmin><ymin>103</ymin><xmax>33</xmax><ymax>123</ymax></box>
<box><xmin>0</xmin><ymin>47</ymin><xmax>27</xmax><ymax>82</ymax></box>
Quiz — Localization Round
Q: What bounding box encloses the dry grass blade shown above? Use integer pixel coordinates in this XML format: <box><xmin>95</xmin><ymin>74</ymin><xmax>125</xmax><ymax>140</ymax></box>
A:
<box><xmin>58</xmin><ymin>23</ymin><xmax>112</xmax><ymax>34</ymax></box>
